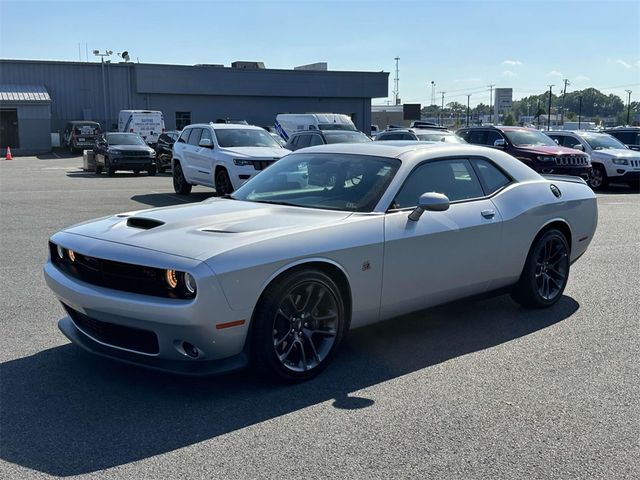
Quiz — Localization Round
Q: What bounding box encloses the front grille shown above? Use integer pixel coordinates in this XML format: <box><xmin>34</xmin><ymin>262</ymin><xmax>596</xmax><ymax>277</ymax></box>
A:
<box><xmin>253</xmin><ymin>160</ymin><xmax>276</xmax><ymax>170</ymax></box>
<box><xmin>630</xmin><ymin>159</ymin><xmax>640</xmax><ymax>167</ymax></box>
<box><xmin>118</xmin><ymin>151</ymin><xmax>149</xmax><ymax>157</ymax></box>
<box><xmin>63</xmin><ymin>303</ymin><xmax>159</xmax><ymax>354</ymax></box>
<box><xmin>49</xmin><ymin>242</ymin><xmax>191</xmax><ymax>299</ymax></box>
<box><xmin>555</xmin><ymin>156</ymin><xmax>589</xmax><ymax>166</ymax></box>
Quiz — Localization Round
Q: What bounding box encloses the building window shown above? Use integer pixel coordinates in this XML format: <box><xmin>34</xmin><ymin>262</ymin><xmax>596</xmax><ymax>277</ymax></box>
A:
<box><xmin>176</xmin><ymin>112</ymin><xmax>191</xmax><ymax>130</ymax></box>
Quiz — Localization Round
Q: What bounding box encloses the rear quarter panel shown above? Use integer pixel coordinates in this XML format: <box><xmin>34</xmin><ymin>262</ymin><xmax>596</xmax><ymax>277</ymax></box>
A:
<box><xmin>490</xmin><ymin>179</ymin><xmax>597</xmax><ymax>287</ymax></box>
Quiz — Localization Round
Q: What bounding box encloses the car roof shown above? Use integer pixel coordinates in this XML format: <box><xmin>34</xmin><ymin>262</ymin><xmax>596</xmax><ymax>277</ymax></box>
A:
<box><xmin>549</xmin><ymin>130</ymin><xmax>607</xmax><ymax>136</ymax></box>
<box><xmin>186</xmin><ymin>123</ymin><xmax>264</xmax><ymax>130</ymax></box>
<box><xmin>459</xmin><ymin>125</ymin><xmax>534</xmax><ymax>132</ymax></box>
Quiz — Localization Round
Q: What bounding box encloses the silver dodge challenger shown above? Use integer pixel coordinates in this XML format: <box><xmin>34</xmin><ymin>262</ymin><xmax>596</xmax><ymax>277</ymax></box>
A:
<box><xmin>45</xmin><ymin>142</ymin><xmax>598</xmax><ymax>381</ymax></box>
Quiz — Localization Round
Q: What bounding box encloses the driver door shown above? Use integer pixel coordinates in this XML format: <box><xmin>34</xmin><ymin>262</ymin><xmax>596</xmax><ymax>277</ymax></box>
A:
<box><xmin>381</xmin><ymin>158</ymin><xmax>504</xmax><ymax>319</ymax></box>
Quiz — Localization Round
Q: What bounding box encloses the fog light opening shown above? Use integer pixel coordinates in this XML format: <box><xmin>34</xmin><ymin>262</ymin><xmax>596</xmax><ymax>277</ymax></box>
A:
<box><xmin>182</xmin><ymin>341</ymin><xmax>199</xmax><ymax>358</ymax></box>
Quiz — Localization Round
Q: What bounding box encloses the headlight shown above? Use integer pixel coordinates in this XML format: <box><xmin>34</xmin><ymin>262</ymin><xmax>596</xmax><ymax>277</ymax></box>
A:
<box><xmin>165</xmin><ymin>269</ymin><xmax>197</xmax><ymax>298</ymax></box>
<box><xmin>233</xmin><ymin>159</ymin><xmax>254</xmax><ymax>166</ymax></box>
<box><xmin>149</xmin><ymin>150</ymin><xmax>156</xmax><ymax>157</ymax></box>
<box><xmin>68</xmin><ymin>249</ymin><xmax>76</xmax><ymax>263</ymax></box>
<box><xmin>612</xmin><ymin>158</ymin><xmax>629</xmax><ymax>165</ymax></box>
<box><xmin>537</xmin><ymin>156</ymin><xmax>555</xmax><ymax>162</ymax></box>
<box><xmin>109</xmin><ymin>150</ymin><xmax>122</xmax><ymax>156</ymax></box>
<box><xmin>56</xmin><ymin>244</ymin><xmax>64</xmax><ymax>259</ymax></box>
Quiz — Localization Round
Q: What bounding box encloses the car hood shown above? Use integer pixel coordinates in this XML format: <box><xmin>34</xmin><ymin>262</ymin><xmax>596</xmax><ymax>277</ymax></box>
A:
<box><xmin>516</xmin><ymin>145</ymin><xmax>584</xmax><ymax>156</ymax></box>
<box><xmin>62</xmin><ymin>199</ymin><xmax>351</xmax><ymax>261</ymax></box>
<box><xmin>109</xmin><ymin>144</ymin><xmax>153</xmax><ymax>153</ymax></box>
<box><xmin>219</xmin><ymin>146</ymin><xmax>290</xmax><ymax>158</ymax></box>
<box><xmin>590</xmin><ymin>148</ymin><xmax>638</xmax><ymax>159</ymax></box>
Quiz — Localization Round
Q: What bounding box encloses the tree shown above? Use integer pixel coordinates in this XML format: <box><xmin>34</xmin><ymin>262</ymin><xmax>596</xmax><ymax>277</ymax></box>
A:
<box><xmin>503</xmin><ymin>113</ymin><xmax>515</xmax><ymax>126</ymax></box>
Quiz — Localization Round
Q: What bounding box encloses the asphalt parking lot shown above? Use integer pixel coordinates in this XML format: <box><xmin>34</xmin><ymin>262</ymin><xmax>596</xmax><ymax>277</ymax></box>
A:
<box><xmin>0</xmin><ymin>153</ymin><xmax>638</xmax><ymax>479</ymax></box>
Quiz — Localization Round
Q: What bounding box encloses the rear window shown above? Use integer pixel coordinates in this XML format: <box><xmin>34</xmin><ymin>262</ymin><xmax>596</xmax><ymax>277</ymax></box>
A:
<box><xmin>324</xmin><ymin>131</ymin><xmax>371</xmax><ymax>144</ymax></box>
<box><xmin>73</xmin><ymin>123</ymin><xmax>100</xmax><ymax>135</ymax></box>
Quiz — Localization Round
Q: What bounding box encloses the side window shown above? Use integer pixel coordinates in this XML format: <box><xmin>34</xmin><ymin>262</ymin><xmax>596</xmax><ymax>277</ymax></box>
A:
<box><xmin>177</xmin><ymin>129</ymin><xmax>191</xmax><ymax>144</ymax></box>
<box><xmin>309</xmin><ymin>134</ymin><xmax>324</xmax><ymax>146</ymax></box>
<box><xmin>393</xmin><ymin>159</ymin><xmax>484</xmax><ymax>208</ymax></box>
<box><xmin>187</xmin><ymin>128</ymin><xmax>203</xmax><ymax>146</ymax></box>
<box><xmin>200</xmin><ymin>128</ymin><xmax>213</xmax><ymax>145</ymax></box>
<box><xmin>474</xmin><ymin>158</ymin><xmax>511</xmax><ymax>194</ymax></box>
<box><xmin>485</xmin><ymin>131</ymin><xmax>503</xmax><ymax>146</ymax></box>
<box><xmin>466</xmin><ymin>130</ymin><xmax>486</xmax><ymax>145</ymax></box>
<box><xmin>296</xmin><ymin>134</ymin><xmax>312</xmax><ymax>148</ymax></box>
<box><xmin>402</xmin><ymin>133</ymin><xmax>416</xmax><ymax>140</ymax></box>
<box><xmin>565</xmin><ymin>136</ymin><xmax>582</xmax><ymax>149</ymax></box>
<box><xmin>380</xmin><ymin>133</ymin><xmax>403</xmax><ymax>141</ymax></box>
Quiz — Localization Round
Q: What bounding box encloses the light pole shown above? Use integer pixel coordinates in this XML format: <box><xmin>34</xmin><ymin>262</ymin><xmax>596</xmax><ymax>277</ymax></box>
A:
<box><xmin>488</xmin><ymin>84</ymin><xmax>495</xmax><ymax>124</ymax></box>
<box><xmin>438</xmin><ymin>91</ymin><xmax>445</xmax><ymax>126</ymax></box>
<box><xmin>625</xmin><ymin>89</ymin><xmax>632</xmax><ymax>125</ymax></box>
<box><xmin>466</xmin><ymin>94</ymin><xmax>471</xmax><ymax>126</ymax></box>
<box><xmin>547</xmin><ymin>85</ymin><xmax>554</xmax><ymax>130</ymax></box>
<box><xmin>561</xmin><ymin>78</ymin><xmax>570</xmax><ymax>126</ymax></box>
<box><xmin>430</xmin><ymin>81</ymin><xmax>436</xmax><ymax>106</ymax></box>
<box><xmin>578</xmin><ymin>95</ymin><xmax>583</xmax><ymax>129</ymax></box>
<box><xmin>93</xmin><ymin>50</ymin><xmax>113</xmax><ymax>128</ymax></box>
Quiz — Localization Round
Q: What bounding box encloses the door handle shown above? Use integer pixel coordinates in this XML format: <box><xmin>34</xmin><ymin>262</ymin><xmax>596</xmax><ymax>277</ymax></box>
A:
<box><xmin>481</xmin><ymin>209</ymin><xmax>496</xmax><ymax>219</ymax></box>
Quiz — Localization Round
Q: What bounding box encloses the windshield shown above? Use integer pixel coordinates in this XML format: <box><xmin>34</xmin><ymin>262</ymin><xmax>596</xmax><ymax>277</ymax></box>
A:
<box><xmin>324</xmin><ymin>131</ymin><xmax>371</xmax><ymax>144</ymax></box>
<box><xmin>107</xmin><ymin>133</ymin><xmax>145</xmax><ymax>145</ymax></box>
<box><xmin>416</xmin><ymin>132</ymin><xmax>465</xmax><ymax>143</ymax></box>
<box><xmin>215</xmin><ymin>129</ymin><xmax>281</xmax><ymax>148</ymax></box>
<box><xmin>232</xmin><ymin>153</ymin><xmax>401</xmax><ymax>212</ymax></box>
<box><xmin>580</xmin><ymin>133</ymin><xmax>627</xmax><ymax>150</ymax></box>
<box><xmin>318</xmin><ymin>124</ymin><xmax>357</xmax><ymax>131</ymax></box>
<box><xmin>503</xmin><ymin>130</ymin><xmax>557</xmax><ymax>147</ymax></box>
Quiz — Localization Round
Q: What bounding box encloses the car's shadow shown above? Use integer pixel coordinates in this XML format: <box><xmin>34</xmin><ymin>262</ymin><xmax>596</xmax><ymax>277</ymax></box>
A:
<box><xmin>0</xmin><ymin>294</ymin><xmax>578</xmax><ymax>476</ymax></box>
<box><xmin>598</xmin><ymin>182</ymin><xmax>639</xmax><ymax>194</ymax></box>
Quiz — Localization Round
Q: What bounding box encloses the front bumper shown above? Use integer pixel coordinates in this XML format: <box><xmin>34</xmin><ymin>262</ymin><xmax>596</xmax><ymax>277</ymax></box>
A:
<box><xmin>44</xmin><ymin>234</ymin><xmax>254</xmax><ymax>375</ymax></box>
<box><xmin>540</xmin><ymin>165</ymin><xmax>592</xmax><ymax>180</ymax></box>
<box><xmin>58</xmin><ymin>316</ymin><xmax>248</xmax><ymax>376</ymax></box>
<box><xmin>110</xmin><ymin>157</ymin><xmax>156</xmax><ymax>170</ymax></box>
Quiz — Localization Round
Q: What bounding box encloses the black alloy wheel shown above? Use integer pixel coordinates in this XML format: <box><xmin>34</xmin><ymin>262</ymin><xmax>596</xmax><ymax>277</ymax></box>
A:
<box><xmin>252</xmin><ymin>269</ymin><xmax>346</xmax><ymax>381</ymax></box>
<box><xmin>588</xmin><ymin>164</ymin><xmax>608</xmax><ymax>190</ymax></box>
<box><xmin>215</xmin><ymin>168</ymin><xmax>233</xmax><ymax>196</ymax></box>
<box><xmin>511</xmin><ymin>229</ymin><xmax>570</xmax><ymax>308</ymax></box>
<box><xmin>173</xmin><ymin>161</ymin><xmax>192</xmax><ymax>195</ymax></box>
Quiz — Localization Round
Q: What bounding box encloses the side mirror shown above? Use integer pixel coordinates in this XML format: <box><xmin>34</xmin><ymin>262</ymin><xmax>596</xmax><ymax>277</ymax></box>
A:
<box><xmin>493</xmin><ymin>138</ymin><xmax>506</xmax><ymax>148</ymax></box>
<box><xmin>572</xmin><ymin>143</ymin><xmax>584</xmax><ymax>151</ymax></box>
<box><xmin>408</xmin><ymin>192</ymin><xmax>450</xmax><ymax>221</ymax></box>
<box><xmin>554</xmin><ymin>138</ymin><xmax>559</xmax><ymax>145</ymax></box>
<box><xmin>199</xmin><ymin>138</ymin><xmax>213</xmax><ymax>148</ymax></box>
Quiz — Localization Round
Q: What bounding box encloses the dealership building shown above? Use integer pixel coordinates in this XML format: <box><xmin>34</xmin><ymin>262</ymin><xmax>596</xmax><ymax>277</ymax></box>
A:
<box><xmin>0</xmin><ymin>59</ymin><xmax>388</xmax><ymax>154</ymax></box>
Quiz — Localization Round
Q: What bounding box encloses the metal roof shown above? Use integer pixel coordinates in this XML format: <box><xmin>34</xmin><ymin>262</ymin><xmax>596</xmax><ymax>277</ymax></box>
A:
<box><xmin>0</xmin><ymin>84</ymin><xmax>51</xmax><ymax>102</ymax></box>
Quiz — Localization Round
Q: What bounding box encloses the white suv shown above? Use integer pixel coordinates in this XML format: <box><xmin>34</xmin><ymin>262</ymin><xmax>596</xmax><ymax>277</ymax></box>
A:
<box><xmin>172</xmin><ymin>123</ymin><xmax>290</xmax><ymax>195</ymax></box>
<box><xmin>547</xmin><ymin>130</ymin><xmax>640</xmax><ymax>190</ymax></box>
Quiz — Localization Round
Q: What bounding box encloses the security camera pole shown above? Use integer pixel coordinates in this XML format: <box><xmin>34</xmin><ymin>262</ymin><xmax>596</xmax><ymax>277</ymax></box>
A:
<box><xmin>94</xmin><ymin>50</ymin><xmax>113</xmax><ymax>129</ymax></box>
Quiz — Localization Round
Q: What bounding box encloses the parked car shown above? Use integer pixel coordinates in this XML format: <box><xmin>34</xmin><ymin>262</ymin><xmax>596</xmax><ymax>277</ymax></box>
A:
<box><xmin>45</xmin><ymin>142</ymin><xmax>597</xmax><ymax>381</ymax></box>
<box><xmin>275</xmin><ymin>113</ymin><xmax>357</xmax><ymax>141</ymax></box>
<box><xmin>375</xmin><ymin>128</ymin><xmax>465</xmax><ymax>143</ymax></box>
<box><xmin>118</xmin><ymin>110</ymin><xmax>165</xmax><ymax>147</ymax></box>
<box><xmin>547</xmin><ymin>130</ymin><xmax>640</xmax><ymax>189</ymax></box>
<box><xmin>172</xmin><ymin>123</ymin><xmax>290</xmax><ymax>196</ymax></box>
<box><xmin>155</xmin><ymin>131</ymin><xmax>180</xmax><ymax>173</ymax></box>
<box><xmin>284</xmin><ymin>129</ymin><xmax>371</xmax><ymax>151</ymax></box>
<box><xmin>93</xmin><ymin>132</ymin><xmax>157</xmax><ymax>176</ymax></box>
<box><xmin>602</xmin><ymin>127</ymin><xmax>640</xmax><ymax>151</ymax></box>
<box><xmin>62</xmin><ymin>121</ymin><xmax>101</xmax><ymax>153</ymax></box>
<box><xmin>269</xmin><ymin>132</ymin><xmax>287</xmax><ymax>147</ymax></box>
<box><xmin>370</xmin><ymin>124</ymin><xmax>380</xmax><ymax>138</ymax></box>
<box><xmin>457</xmin><ymin>126</ymin><xmax>591</xmax><ymax>181</ymax></box>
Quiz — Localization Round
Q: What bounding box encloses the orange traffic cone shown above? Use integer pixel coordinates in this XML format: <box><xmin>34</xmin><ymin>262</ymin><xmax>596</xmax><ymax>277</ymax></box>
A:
<box><xmin>4</xmin><ymin>146</ymin><xmax>13</xmax><ymax>160</ymax></box>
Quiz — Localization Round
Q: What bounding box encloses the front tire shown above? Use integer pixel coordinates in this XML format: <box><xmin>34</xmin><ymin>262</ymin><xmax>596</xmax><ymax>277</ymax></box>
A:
<box><xmin>147</xmin><ymin>165</ymin><xmax>157</xmax><ymax>176</ymax></box>
<box><xmin>173</xmin><ymin>161</ymin><xmax>192</xmax><ymax>195</ymax></box>
<box><xmin>106</xmin><ymin>158</ymin><xmax>116</xmax><ymax>177</ymax></box>
<box><xmin>215</xmin><ymin>168</ymin><xmax>233</xmax><ymax>196</ymax></box>
<box><xmin>511</xmin><ymin>229</ymin><xmax>570</xmax><ymax>308</ymax></box>
<box><xmin>251</xmin><ymin>269</ymin><xmax>347</xmax><ymax>382</ymax></box>
<box><xmin>588</xmin><ymin>164</ymin><xmax>608</xmax><ymax>190</ymax></box>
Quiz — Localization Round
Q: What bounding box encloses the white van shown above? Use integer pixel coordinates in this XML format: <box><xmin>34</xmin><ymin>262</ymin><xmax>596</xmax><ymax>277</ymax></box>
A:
<box><xmin>274</xmin><ymin>113</ymin><xmax>357</xmax><ymax>141</ymax></box>
<box><xmin>117</xmin><ymin>110</ymin><xmax>165</xmax><ymax>146</ymax></box>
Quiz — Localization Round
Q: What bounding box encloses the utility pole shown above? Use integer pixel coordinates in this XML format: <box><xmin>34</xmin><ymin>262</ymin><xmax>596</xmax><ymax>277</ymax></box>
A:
<box><xmin>625</xmin><ymin>89</ymin><xmax>633</xmax><ymax>125</ymax></box>
<box><xmin>466</xmin><ymin>94</ymin><xmax>471</xmax><ymax>127</ymax></box>
<box><xmin>536</xmin><ymin>99</ymin><xmax>541</xmax><ymax>129</ymax></box>
<box><xmin>560</xmin><ymin>78</ymin><xmax>570</xmax><ymax>126</ymax></box>
<box><xmin>547</xmin><ymin>85</ymin><xmax>554</xmax><ymax>131</ymax></box>
<box><xmin>393</xmin><ymin>57</ymin><xmax>400</xmax><ymax>105</ymax></box>
<box><xmin>578</xmin><ymin>95</ymin><xmax>583</xmax><ymax>129</ymax></box>
<box><xmin>439</xmin><ymin>91</ymin><xmax>445</xmax><ymax>126</ymax></box>
<box><xmin>488</xmin><ymin>84</ymin><xmax>495</xmax><ymax>124</ymax></box>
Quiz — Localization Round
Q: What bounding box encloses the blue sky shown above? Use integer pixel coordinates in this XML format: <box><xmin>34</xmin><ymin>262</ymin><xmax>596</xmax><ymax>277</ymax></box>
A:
<box><xmin>1</xmin><ymin>0</ymin><xmax>638</xmax><ymax>106</ymax></box>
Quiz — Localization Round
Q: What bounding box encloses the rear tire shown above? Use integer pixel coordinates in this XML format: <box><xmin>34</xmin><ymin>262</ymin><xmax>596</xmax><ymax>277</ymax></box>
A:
<box><xmin>95</xmin><ymin>165</ymin><xmax>103</xmax><ymax>175</ymax></box>
<box><xmin>215</xmin><ymin>168</ymin><xmax>233</xmax><ymax>196</ymax></box>
<box><xmin>588</xmin><ymin>164</ymin><xmax>608</xmax><ymax>190</ymax></box>
<box><xmin>251</xmin><ymin>269</ymin><xmax>347</xmax><ymax>382</ymax></box>
<box><xmin>173</xmin><ymin>161</ymin><xmax>192</xmax><ymax>195</ymax></box>
<box><xmin>106</xmin><ymin>158</ymin><xmax>116</xmax><ymax>177</ymax></box>
<box><xmin>511</xmin><ymin>229</ymin><xmax>570</xmax><ymax>308</ymax></box>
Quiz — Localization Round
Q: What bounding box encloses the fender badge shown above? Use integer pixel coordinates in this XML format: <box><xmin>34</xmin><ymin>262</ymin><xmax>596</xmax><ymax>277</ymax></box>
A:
<box><xmin>362</xmin><ymin>261</ymin><xmax>371</xmax><ymax>271</ymax></box>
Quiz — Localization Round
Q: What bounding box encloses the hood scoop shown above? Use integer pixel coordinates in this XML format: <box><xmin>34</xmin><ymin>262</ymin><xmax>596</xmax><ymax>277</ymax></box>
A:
<box><xmin>126</xmin><ymin>217</ymin><xmax>165</xmax><ymax>230</ymax></box>
<box><xmin>201</xmin><ymin>228</ymin><xmax>238</xmax><ymax>234</ymax></box>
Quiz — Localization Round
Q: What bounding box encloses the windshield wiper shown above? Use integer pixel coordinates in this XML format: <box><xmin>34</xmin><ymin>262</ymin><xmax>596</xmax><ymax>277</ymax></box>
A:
<box><xmin>250</xmin><ymin>199</ymin><xmax>298</xmax><ymax>207</ymax></box>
